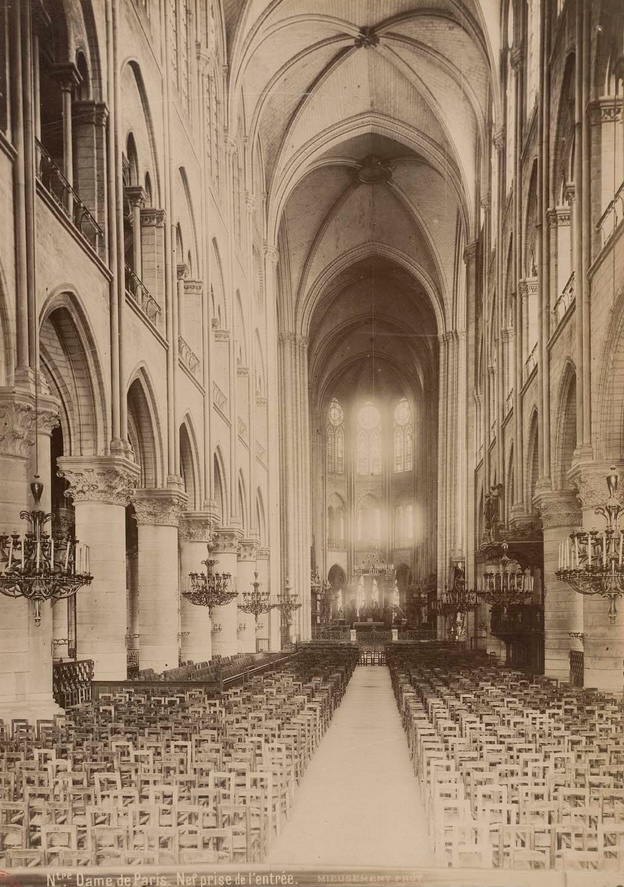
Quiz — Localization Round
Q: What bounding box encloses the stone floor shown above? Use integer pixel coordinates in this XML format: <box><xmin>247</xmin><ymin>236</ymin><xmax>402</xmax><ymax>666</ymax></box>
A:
<box><xmin>266</xmin><ymin>665</ymin><xmax>434</xmax><ymax>868</ymax></box>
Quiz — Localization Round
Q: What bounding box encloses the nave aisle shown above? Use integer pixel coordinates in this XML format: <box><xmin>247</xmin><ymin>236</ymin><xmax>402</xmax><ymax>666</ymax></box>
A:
<box><xmin>267</xmin><ymin>666</ymin><xmax>433</xmax><ymax>868</ymax></box>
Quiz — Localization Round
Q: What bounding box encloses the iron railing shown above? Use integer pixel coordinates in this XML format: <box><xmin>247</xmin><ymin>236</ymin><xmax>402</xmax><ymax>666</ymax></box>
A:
<box><xmin>36</xmin><ymin>140</ymin><xmax>103</xmax><ymax>250</ymax></box>
<box><xmin>125</xmin><ymin>265</ymin><xmax>162</xmax><ymax>326</ymax></box>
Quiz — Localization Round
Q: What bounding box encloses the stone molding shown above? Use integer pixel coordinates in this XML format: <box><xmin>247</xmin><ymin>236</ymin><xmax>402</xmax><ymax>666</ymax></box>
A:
<box><xmin>212</xmin><ymin>382</ymin><xmax>227</xmax><ymax>411</ymax></box>
<box><xmin>132</xmin><ymin>489</ymin><xmax>188</xmax><ymax>527</ymax></box>
<box><xmin>535</xmin><ymin>490</ymin><xmax>581</xmax><ymax>529</ymax></box>
<box><xmin>278</xmin><ymin>331</ymin><xmax>308</xmax><ymax>348</ymax></box>
<box><xmin>57</xmin><ymin>456</ymin><xmax>140</xmax><ymax>506</ymax></box>
<box><xmin>0</xmin><ymin>389</ymin><xmax>60</xmax><ymax>458</ymax></box>
<box><xmin>589</xmin><ymin>97</ymin><xmax>623</xmax><ymax>125</ymax></box>
<box><xmin>256</xmin><ymin>547</ymin><xmax>270</xmax><ymax>560</ymax></box>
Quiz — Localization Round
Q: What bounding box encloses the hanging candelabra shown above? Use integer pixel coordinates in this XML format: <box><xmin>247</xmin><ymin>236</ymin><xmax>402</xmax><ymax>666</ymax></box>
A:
<box><xmin>477</xmin><ymin>543</ymin><xmax>534</xmax><ymax>608</ymax></box>
<box><xmin>555</xmin><ymin>468</ymin><xmax>624</xmax><ymax>623</ymax></box>
<box><xmin>237</xmin><ymin>570</ymin><xmax>273</xmax><ymax>625</ymax></box>
<box><xmin>183</xmin><ymin>540</ymin><xmax>236</xmax><ymax>610</ymax></box>
<box><xmin>0</xmin><ymin>484</ymin><xmax>93</xmax><ymax>628</ymax></box>
<box><xmin>432</xmin><ymin>567</ymin><xmax>478</xmax><ymax>619</ymax></box>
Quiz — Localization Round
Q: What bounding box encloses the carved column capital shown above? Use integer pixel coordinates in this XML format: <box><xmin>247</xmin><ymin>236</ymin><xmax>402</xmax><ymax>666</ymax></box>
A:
<box><xmin>179</xmin><ymin>512</ymin><xmax>216</xmax><ymax>542</ymax></box>
<box><xmin>571</xmin><ymin>463</ymin><xmax>624</xmax><ymax>511</ymax></box>
<box><xmin>238</xmin><ymin>539</ymin><xmax>259</xmax><ymax>561</ymax></box>
<box><xmin>535</xmin><ymin>490</ymin><xmax>581</xmax><ymax>529</ymax></box>
<box><xmin>264</xmin><ymin>244</ymin><xmax>279</xmax><ymax>266</ymax></box>
<box><xmin>0</xmin><ymin>389</ymin><xmax>60</xmax><ymax>458</ymax></box>
<box><xmin>463</xmin><ymin>241</ymin><xmax>478</xmax><ymax>263</ymax></box>
<box><xmin>132</xmin><ymin>489</ymin><xmax>188</xmax><ymax>527</ymax></box>
<box><xmin>256</xmin><ymin>547</ymin><xmax>270</xmax><ymax>560</ymax></box>
<box><xmin>125</xmin><ymin>185</ymin><xmax>146</xmax><ymax>210</ymax></box>
<box><xmin>140</xmin><ymin>208</ymin><xmax>166</xmax><ymax>228</ymax></box>
<box><xmin>212</xmin><ymin>527</ymin><xmax>242</xmax><ymax>553</ymax></box>
<box><xmin>57</xmin><ymin>456</ymin><xmax>140</xmax><ymax>506</ymax></box>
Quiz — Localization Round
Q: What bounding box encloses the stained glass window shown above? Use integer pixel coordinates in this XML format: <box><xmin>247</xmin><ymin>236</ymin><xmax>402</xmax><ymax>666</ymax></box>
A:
<box><xmin>393</xmin><ymin>398</ymin><xmax>413</xmax><ymax>472</ymax></box>
<box><xmin>327</xmin><ymin>398</ymin><xmax>344</xmax><ymax>473</ymax></box>
<box><xmin>357</xmin><ymin>402</ymin><xmax>381</xmax><ymax>475</ymax></box>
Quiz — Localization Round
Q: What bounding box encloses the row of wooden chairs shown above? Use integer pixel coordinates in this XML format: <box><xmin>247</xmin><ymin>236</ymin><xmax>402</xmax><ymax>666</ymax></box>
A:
<box><xmin>0</xmin><ymin>647</ymin><xmax>358</xmax><ymax>867</ymax></box>
<box><xmin>388</xmin><ymin>646</ymin><xmax>624</xmax><ymax>871</ymax></box>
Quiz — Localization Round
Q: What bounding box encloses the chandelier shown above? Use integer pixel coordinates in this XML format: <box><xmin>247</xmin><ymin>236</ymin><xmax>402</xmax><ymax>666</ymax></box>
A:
<box><xmin>183</xmin><ymin>540</ymin><xmax>236</xmax><ymax>609</ymax></box>
<box><xmin>477</xmin><ymin>543</ymin><xmax>534</xmax><ymax>607</ymax></box>
<box><xmin>274</xmin><ymin>577</ymin><xmax>302</xmax><ymax>646</ymax></box>
<box><xmin>555</xmin><ymin>468</ymin><xmax>624</xmax><ymax>623</ymax></box>
<box><xmin>432</xmin><ymin>568</ymin><xmax>478</xmax><ymax>619</ymax></box>
<box><xmin>0</xmin><ymin>478</ymin><xmax>93</xmax><ymax>626</ymax></box>
<box><xmin>237</xmin><ymin>571</ymin><xmax>273</xmax><ymax>622</ymax></box>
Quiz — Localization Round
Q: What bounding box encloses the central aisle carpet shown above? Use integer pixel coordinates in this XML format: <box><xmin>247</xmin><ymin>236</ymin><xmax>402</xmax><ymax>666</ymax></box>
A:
<box><xmin>266</xmin><ymin>665</ymin><xmax>434</xmax><ymax>868</ymax></box>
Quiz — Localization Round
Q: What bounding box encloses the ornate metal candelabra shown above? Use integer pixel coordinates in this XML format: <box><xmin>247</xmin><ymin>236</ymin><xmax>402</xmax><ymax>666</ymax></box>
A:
<box><xmin>274</xmin><ymin>577</ymin><xmax>302</xmax><ymax>646</ymax></box>
<box><xmin>555</xmin><ymin>469</ymin><xmax>624</xmax><ymax>623</ymax></box>
<box><xmin>183</xmin><ymin>540</ymin><xmax>236</xmax><ymax>610</ymax></box>
<box><xmin>477</xmin><ymin>543</ymin><xmax>534</xmax><ymax>607</ymax></box>
<box><xmin>0</xmin><ymin>479</ymin><xmax>93</xmax><ymax>626</ymax></box>
<box><xmin>433</xmin><ymin>566</ymin><xmax>478</xmax><ymax>619</ymax></box>
<box><xmin>237</xmin><ymin>571</ymin><xmax>273</xmax><ymax>625</ymax></box>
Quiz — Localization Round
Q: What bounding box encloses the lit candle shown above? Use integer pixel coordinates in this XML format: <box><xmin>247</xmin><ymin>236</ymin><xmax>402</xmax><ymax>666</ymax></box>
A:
<box><xmin>588</xmin><ymin>534</ymin><xmax>592</xmax><ymax>567</ymax></box>
<box><xmin>603</xmin><ymin>531</ymin><xmax>607</xmax><ymax>567</ymax></box>
<box><xmin>64</xmin><ymin>541</ymin><xmax>70</xmax><ymax>572</ymax></box>
<box><xmin>620</xmin><ymin>531</ymin><xmax>623</xmax><ymax>568</ymax></box>
<box><xmin>7</xmin><ymin>536</ymin><xmax>12</xmax><ymax>570</ymax></box>
<box><xmin>50</xmin><ymin>538</ymin><xmax>54</xmax><ymax>571</ymax></box>
<box><xmin>36</xmin><ymin>541</ymin><xmax>40</xmax><ymax>572</ymax></box>
<box><xmin>574</xmin><ymin>535</ymin><xmax>579</xmax><ymax>569</ymax></box>
<box><xmin>558</xmin><ymin>541</ymin><xmax>562</xmax><ymax>571</ymax></box>
<box><xmin>85</xmin><ymin>545</ymin><xmax>89</xmax><ymax>574</ymax></box>
<box><xmin>21</xmin><ymin>538</ymin><xmax>24</xmax><ymax>567</ymax></box>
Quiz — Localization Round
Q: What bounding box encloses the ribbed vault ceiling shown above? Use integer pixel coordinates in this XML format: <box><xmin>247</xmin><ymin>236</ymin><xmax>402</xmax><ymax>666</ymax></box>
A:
<box><xmin>225</xmin><ymin>0</ymin><xmax>500</xmax><ymax>388</ymax></box>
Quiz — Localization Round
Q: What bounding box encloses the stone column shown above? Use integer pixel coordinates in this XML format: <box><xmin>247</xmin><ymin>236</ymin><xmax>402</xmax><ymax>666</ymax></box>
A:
<box><xmin>126</xmin><ymin>186</ymin><xmax>146</xmax><ymax>280</ymax></box>
<box><xmin>237</xmin><ymin>540</ymin><xmax>259</xmax><ymax>653</ymax></box>
<box><xmin>211</xmin><ymin>528</ymin><xmax>241</xmax><ymax>658</ymax></box>
<box><xmin>179</xmin><ymin>514</ymin><xmax>214</xmax><ymax>664</ymax></box>
<box><xmin>572</xmin><ymin>464</ymin><xmax>624</xmax><ymax>690</ymax></box>
<box><xmin>73</xmin><ymin>100</ymin><xmax>109</xmax><ymax>237</ymax></box>
<box><xmin>536</xmin><ymin>490</ymin><xmax>583</xmax><ymax>681</ymax></box>
<box><xmin>0</xmin><ymin>391</ymin><xmax>61</xmax><ymax>719</ymax></box>
<box><xmin>52</xmin><ymin>63</ymin><xmax>81</xmax><ymax>199</ymax></box>
<box><xmin>133</xmin><ymin>489</ymin><xmax>187</xmax><ymax>673</ymax></box>
<box><xmin>57</xmin><ymin>455</ymin><xmax>140</xmax><ymax>679</ymax></box>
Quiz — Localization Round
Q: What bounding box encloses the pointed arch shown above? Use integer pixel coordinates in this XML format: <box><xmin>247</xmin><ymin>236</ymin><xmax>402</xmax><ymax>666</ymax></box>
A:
<box><xmin>179</xmin><ymin>416</ymin><xmax>201</xmax><ymax>511</ymax></box>
<box><xmin>554</xmin><ymin>362</ymin><xmax>577</xmax><ymax>490</ymax></box>
<box><xmin>213</xmin><ymin>447</ymin><xmax>228</xmax><ymax>526</ymax></box>
<box><xmin>525</xmin><ymin>409</ymin><xmax>540</xmax><ymax>513</ymax></box>
<box><xmin>256</xmin><ymin>487</ymin><xmax>267</xmax><ymax>545</ymax></box>
<box><xmin>39</xmin><ymin>290</ymin><xmax>108</xmax><ymax>454</ymax></box>
<box><xmin>210</xmin><ymin>237</ymin><xmax>227</xmax><ymax>329</ymax></box>
<box><xmin>126</xmin><ymin>367</ymin><xmax>164</xmax><ymax>488</ymax></box>
<box><xmin>238</xmin><ymin>470</ymin><xmax>248</xmax><ymax>532</ymax></box>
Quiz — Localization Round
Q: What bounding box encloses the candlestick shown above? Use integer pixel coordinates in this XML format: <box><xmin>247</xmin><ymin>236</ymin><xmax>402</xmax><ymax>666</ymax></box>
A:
<box><xmin>36</xmin><ymin>541</ymin><xmax>40</xmax><ymax>572</ymax></box>
<box><xmin>64</xmin><ymin>541</ymin><xmax>70</xmax><ymax>572</ymax></box>
<box><xmin>7</xmin><ymin>537</ymin><xmax>12</xmax><ymax>570</ymax></box>
<box><xmin>620</xmin><ymin>531</ymin><xmax>623</xmax><ymax>568</ymax></box>
<box><xmin>21</xmin><ymin>538</ymin><xmax>24</xmax><ymax>567</ymax></box>
<box><xmin>574</xmin><ymin>535</ymin><xmax>579</xmax><ymax>569</ymax></box>
<box><xmin>603</xmin><ymin>531</ymin><xmax>607</xmax><ymax>567</ymax></box>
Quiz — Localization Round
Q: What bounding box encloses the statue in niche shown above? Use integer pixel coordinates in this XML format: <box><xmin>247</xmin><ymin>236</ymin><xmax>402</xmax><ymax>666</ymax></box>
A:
<box><xmin>484</xmin><ymin>483</ymin><xmax>504</xmax><ymax>532</ymax></box>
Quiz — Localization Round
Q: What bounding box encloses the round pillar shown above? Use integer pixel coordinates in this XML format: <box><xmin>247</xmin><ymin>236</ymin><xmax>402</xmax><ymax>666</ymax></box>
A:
<box><xmin>179</xmin><ymin>514</ymin><xmax>214</xmax><ymax>664</ymax></box>
<box><xmin>536</xmin><ymin>490</ymin><xmax>583</xmax><ymax>681</ymax></box>
<box><xmin>57</xmin><ymin>455</ymin><xmax>140</xmax><ymax>680</ymax></box>
<box><xmin>573</xmin><ymin>463</ymin><xmax>624</xmax><ymax>690</ymax></box>
<box><xmin>210</xmin><ymin>529</ymin><xmax>241</xmax><ymax>658</ymax></box>
<box><xmin>133</xmin><ymin>490</ymin><xmax>187</xmax><ymax>673</ymax></box>
<box><xmin>0</xmin><ymin>391</ymin><xmax>61</xmax><ymax>719</ymax></box>
<box><xmin>237</xmin><ymin>540</ymin><xmax>259</xmax><ymax>653</ymax></box>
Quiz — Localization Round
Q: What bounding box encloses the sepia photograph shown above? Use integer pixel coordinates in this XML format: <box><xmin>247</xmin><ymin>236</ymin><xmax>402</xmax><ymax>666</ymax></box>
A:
<box><xmin>0</xmin><ymin>0</ymin><xmax>624</xmax><ymax>884</ymax></box>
